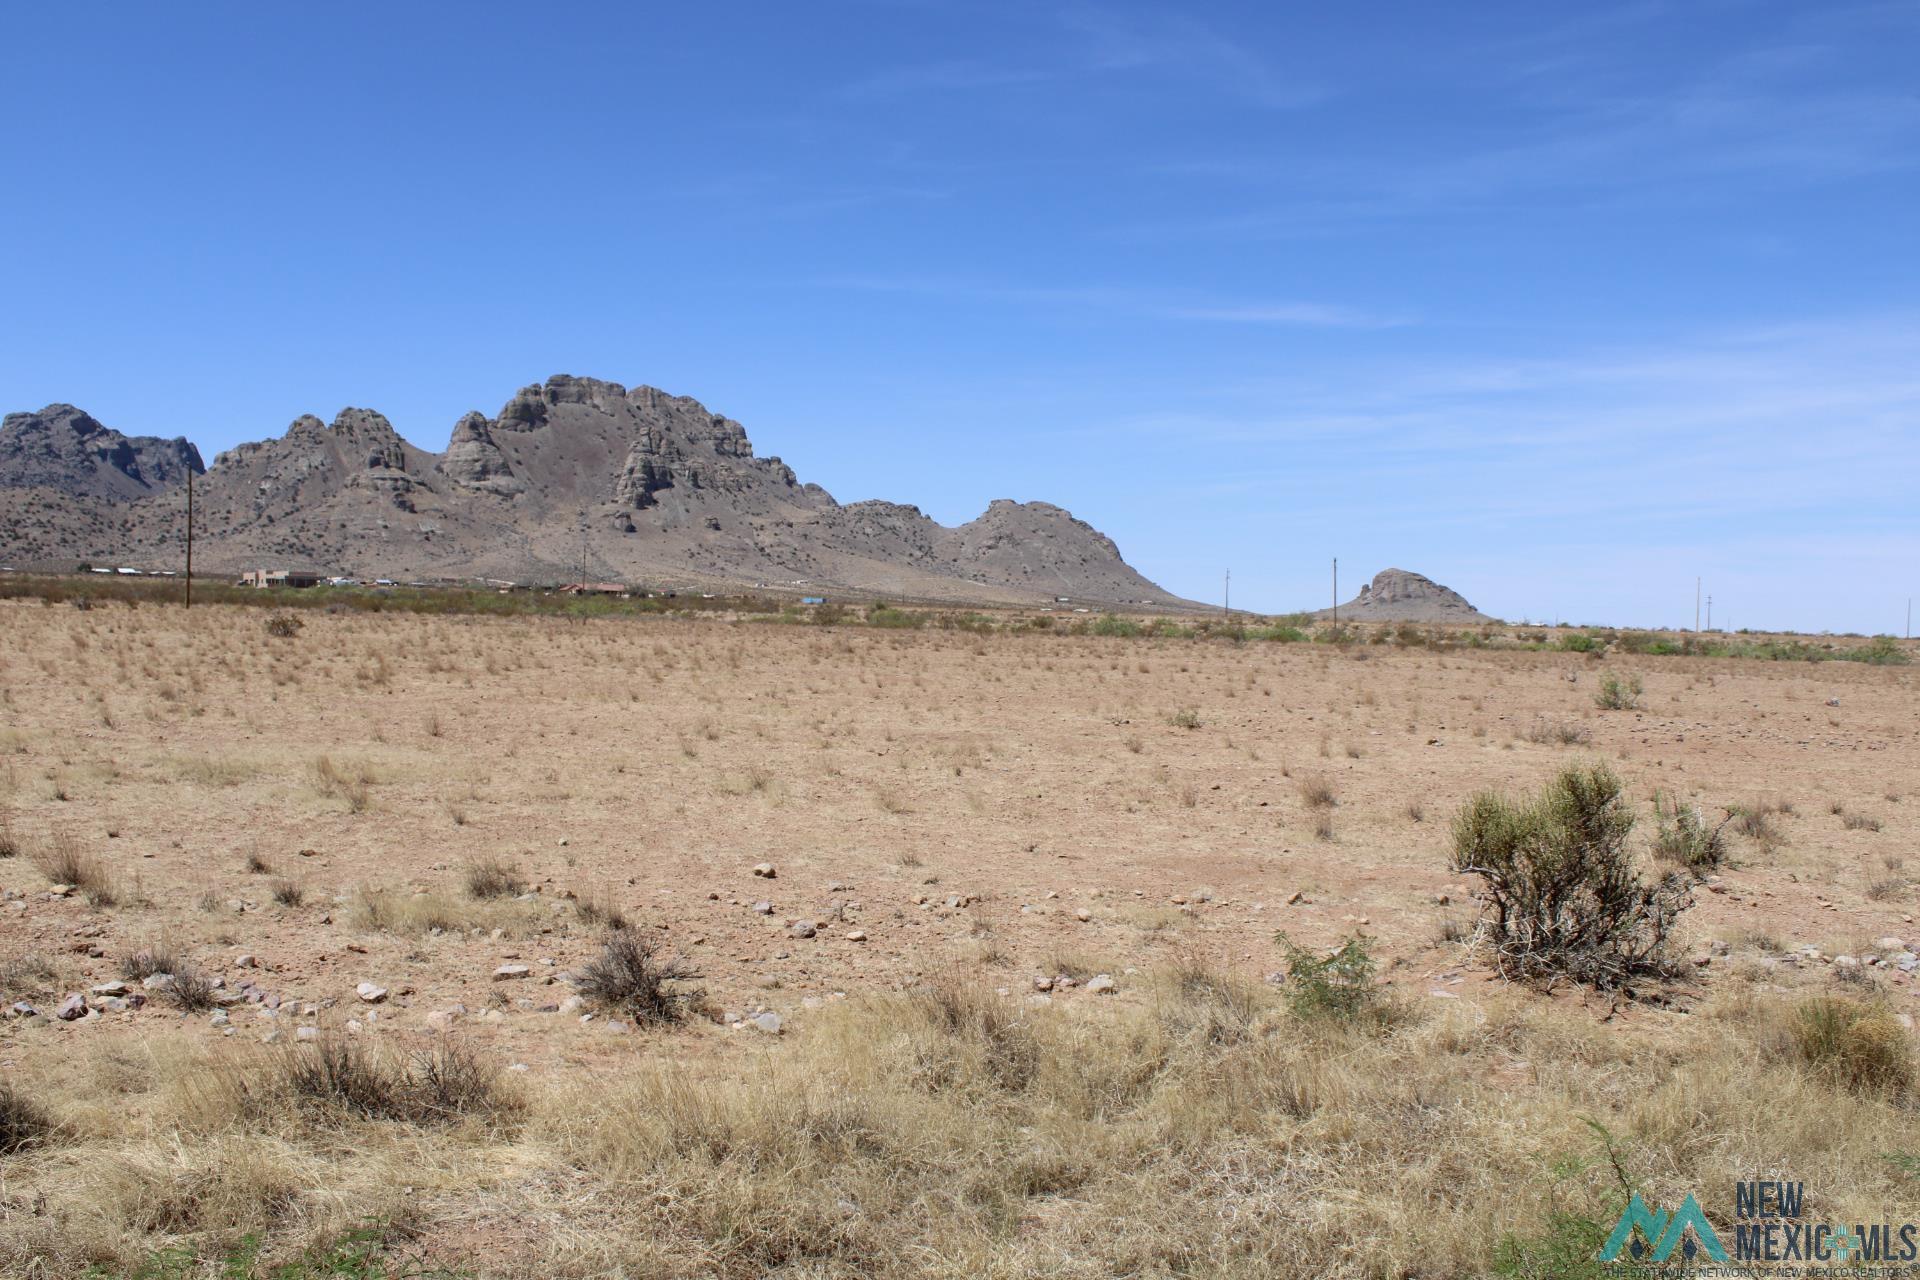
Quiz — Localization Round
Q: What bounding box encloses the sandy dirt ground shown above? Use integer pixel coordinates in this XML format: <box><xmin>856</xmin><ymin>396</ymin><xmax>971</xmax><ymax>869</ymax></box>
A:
<box><xmin>2</xmin><ymin>600</ymin><xmax>1915</xmax><ymax>1064</ymax></box>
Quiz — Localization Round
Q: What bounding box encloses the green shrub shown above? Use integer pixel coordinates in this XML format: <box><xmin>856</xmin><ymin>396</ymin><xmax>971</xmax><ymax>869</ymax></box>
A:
<box><xmin>1593</xmin><ymin>672</ymin><xmax>1642</xmax><ymax>710</ymax></box>
<box><xmin>1450</xmin><ymin>764</ymin><xmax>1690</xmax><ymax>990</ymax></box>
<box><xmin>1839</xmin><ymin>636</ymin><xmax>1910</xmax><ymax>666</ymax></box>
<box><xmin>1650</xmin><ymin>791</ymin><xmax>1730</xmax><ymax>872</ymax></box>
<box><xmin>1492</xmin><ymin>1209</ymin><xmax>1625</xmax><ymax>1279</ymax></box>
<box><xmin>1273</xmin><ymin>932</ymin><xmax>1379</xmax><ymax>1020</ymax></box>
<box><xmin>865</xmin><ymin>604</ymin><xmax>924</xmax><ymax>629</ymax></box>
<box><xmin>1090</xmin><ymin>614</ymin><xmax>1140</xmax><ymax>638</ymax></box>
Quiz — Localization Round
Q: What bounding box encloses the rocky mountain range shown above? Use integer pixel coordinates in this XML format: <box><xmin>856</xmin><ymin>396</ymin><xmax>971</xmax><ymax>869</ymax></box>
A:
<box><xmin>0</xmin><ymin>375</ymin><xmax>1191</xmax><ymax>607</ymax></box>
<box><xmin>1314</xmin><ymin>568</ymin><xmax>1491</xmax><ymax>623</ymax></box>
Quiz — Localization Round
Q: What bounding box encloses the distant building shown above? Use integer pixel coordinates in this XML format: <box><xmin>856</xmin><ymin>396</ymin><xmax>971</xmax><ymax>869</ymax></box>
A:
<box><xmin>561</xmin><ymin>582</ymin><xmax>627</xmax><ymax>596</ymax></box>
<box><xmin>240</xmin><ymin>569</ymin><xmax>321</xmax><ymax>589</ymax></box>
<box><xmin>801</xmin><ymin>596</ymin><xmax>826</xmax><ymax>605</ymax></box>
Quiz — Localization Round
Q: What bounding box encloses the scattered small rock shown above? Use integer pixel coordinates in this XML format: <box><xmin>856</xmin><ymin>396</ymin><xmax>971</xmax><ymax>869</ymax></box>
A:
<box><xmin>355</xmin><ymin>982</ymin><xmax>388</xmax><ymax>1004</ymax></box>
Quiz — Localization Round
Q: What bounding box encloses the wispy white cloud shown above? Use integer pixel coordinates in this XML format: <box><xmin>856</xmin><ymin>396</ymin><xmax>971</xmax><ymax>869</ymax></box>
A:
<box><xmin>1056</xmin><ymin>5</ymin><xmax>1325</xmax><ymax>109</ymax></box>
<box><xmin>817</xmin><ymin>274</ymin><xmax>1406</xmax><ymax>328</ymax></box>
<box><xmin>1113</xmin><ymin>6</ymin><xmax>1920</xmax><ymax>239</ymax></box>
<box><xmin>839</xmin><ymin>59</ymin><xmax>1053</xmax><ymax>101</ymax></box>
<box><xmin>838</xmin><ymin>5</ymin><xmax>1323</xmax><ymax>110</ymax></box>
<box><xmin>1093</xmin><ymin>313</ymin><xmax>1920</xmax><ymax>528</ymax></box>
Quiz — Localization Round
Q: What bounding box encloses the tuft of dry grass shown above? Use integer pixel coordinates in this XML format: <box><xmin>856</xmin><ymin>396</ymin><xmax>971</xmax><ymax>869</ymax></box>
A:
<box><xmin>1842</xmin><ymin>811</ymin><xmax>1884</xmax><ymax>832</ymax></box>
<box><xmin>310</xmin><ymin>755</ymin><xmax>375</xmax><ymax>814</ymax></box>
<box><xmin>0</xmin><ymin>951</ymin><xmax>57</xmax><ymax>999</ymax></box>
<box><xmin>1731</xmin><ymin>798</ymin><xmax>1789</xmax><ymax>848</ymax></box>
<box><xmin>1296</xmin><ymin>773</ymin><xmax>1338</xmax><ymax>809</ymax></box>
<box><xmin>29</xmin><ymin>829</ymin><xmax>115</xmax><ymax>905</ymax></box>
<box><xmin>348</xmin><ymin>885</ymin><xmax>542</xmax><ymax>937</ymax></box>
<box><xmin>1865</xmin><ymin>876</ymin><xmax>1907</xmax><ymax>902</ymax></box>
<box><xmin>1518</xmin><ymin>716</ymin><xmax>1591</xmax><ymax>746</ymax></box>
<box><xmin>121</xmin><ymin>942</ymin><xmax>183</xmax><ymax>982</ymax></box>
<box><xmin>270</xmin><ymin>1035</ymin><xmax>517</xmax><ymax>1126</ymax></box>
<box><xmin>161</xmin><ymin>965</ymin><xmax>218</xmax><ymax>1013</ymax></box>
<box><xmin>1767</xmin><ymin>995</ymin><xmax>1913</xmax><ymax>1095</ymax></box>
<box><xmin>574</xmin><ymin>887</ymin><xmax>627</xmax><ymax>931</ymax></box>
<box><xmin>461</xmin><ymin>857</ymin><xmax>525</xmax><ymax>900</ymax></box>
<box><xmin>0</xmin><ymin>1083</ymin><xmax>58</xmax><ymax>1156</ymax></box>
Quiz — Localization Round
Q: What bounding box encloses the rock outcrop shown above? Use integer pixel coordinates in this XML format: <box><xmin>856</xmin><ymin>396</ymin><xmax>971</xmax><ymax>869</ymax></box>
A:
<box><xmin>1316</xmin><ymin>568</ymin><xmax>1491</xmax><ymax>623</ymax></box>
<box><xmin>0</xmin><ymin>405</ymin><xmax>202</xmax><ymax>500</ymax></box>
<box><xmin>0</xmin><ymin>375</ymin><xmax>1191</xmax><ymax>607</ymax></box>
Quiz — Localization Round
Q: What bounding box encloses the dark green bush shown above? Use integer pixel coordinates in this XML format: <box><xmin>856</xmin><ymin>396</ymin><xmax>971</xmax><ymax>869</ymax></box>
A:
<box><xmin>1450</xmin><ymin>764</ymin><xmax>1690</xmax><ymax>990</ymax></box>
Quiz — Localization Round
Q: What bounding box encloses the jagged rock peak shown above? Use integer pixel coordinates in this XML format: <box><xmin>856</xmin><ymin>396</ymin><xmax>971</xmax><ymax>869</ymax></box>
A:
<box><xmin>0</xmin><ymin>403</ymin><xmax>203</xmax><ymax>498</ymax></box>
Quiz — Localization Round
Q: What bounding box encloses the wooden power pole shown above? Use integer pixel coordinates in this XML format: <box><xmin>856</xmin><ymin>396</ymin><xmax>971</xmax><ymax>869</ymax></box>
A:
<box><xmin>184</xmin><ymin>468</ymin><xmax>194</xmax><ymax>610</ymax></box>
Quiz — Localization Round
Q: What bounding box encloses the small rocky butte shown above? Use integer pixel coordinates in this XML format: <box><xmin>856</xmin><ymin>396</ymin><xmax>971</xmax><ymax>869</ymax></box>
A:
<box><xmin>0</xmin><ymin>376</ymin><xmax>1190</xmax><ymax>607</ymax></box>
<box><xmin>1315</xmin><ymin>568</ymin><xmax>1491</xmax><ymax>623</ymax></box>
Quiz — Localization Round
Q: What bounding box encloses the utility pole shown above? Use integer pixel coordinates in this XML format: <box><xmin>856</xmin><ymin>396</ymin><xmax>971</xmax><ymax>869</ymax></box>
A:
<box><xmin>184</xmin><ymin>468</ymin><xmax>194</xmax><ymax>610</ymax></box>
<box><xmin>576</xmin><ymin>514</ymin><xmax>589</xmax><ymax>590</ymax></box>
<box><xmin>1706</xmin><ymin>596</ymin><xmax>1712</xmax><ymax>631</ymax></box>
<box><xmin>1332</xmin><ymin>557</ymin><xmax>1338</xmax><ymax>626</ymax></box>
<box><xmin>1222</xmin><ymin>569</ymin><xmax>1229</xmax><ymax>617</ymax></box>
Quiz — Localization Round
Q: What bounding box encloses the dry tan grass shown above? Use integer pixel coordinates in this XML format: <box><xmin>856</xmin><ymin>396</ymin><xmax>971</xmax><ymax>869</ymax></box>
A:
<box><xmin>2</xmin><ymin>973</ymin><xmax>1918</xmax><ymax>1277</ymax></box>
<box><xmin>348</xmin><ymin>885</ymin><xmax>549</xmax><ymax>937</ymax></box>
<box><xmin>1</xmin><ymin>601</ymin><xmax>1917</xmax><ymax>1275</ymax></box>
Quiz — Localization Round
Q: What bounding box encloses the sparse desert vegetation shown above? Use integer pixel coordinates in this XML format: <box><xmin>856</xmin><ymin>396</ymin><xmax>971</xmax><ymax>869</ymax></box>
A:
<box><xmin>0</xmin><ymin>598</ymin><xmax>1916</xmax><ymax>1276</ymax></box>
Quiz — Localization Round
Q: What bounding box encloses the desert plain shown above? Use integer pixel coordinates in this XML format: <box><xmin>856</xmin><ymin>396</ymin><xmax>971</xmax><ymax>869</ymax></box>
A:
<box><xmin>1</xmin><ymin>595</ymin><xmax>1917</xmax><ymax>1278</ymax></box>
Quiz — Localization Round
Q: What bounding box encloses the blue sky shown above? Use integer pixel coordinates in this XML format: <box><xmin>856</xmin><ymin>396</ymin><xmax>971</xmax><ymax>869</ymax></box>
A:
<box><xmin>2</xmin><ymin>2</ymin><xmax>1915</xmax><ymax>632</ymax></box>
